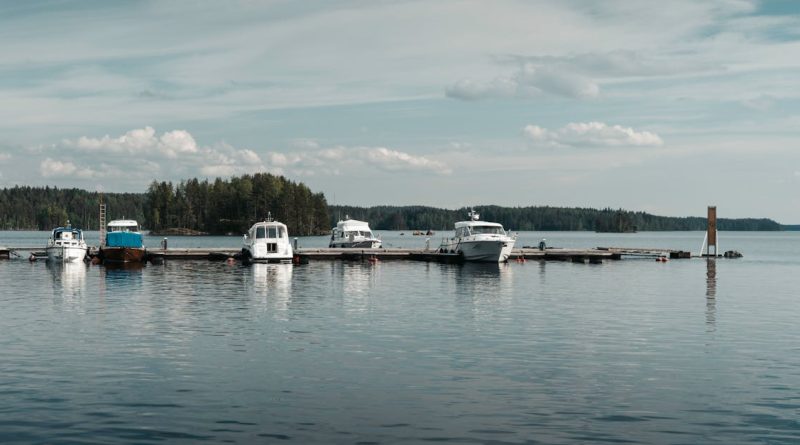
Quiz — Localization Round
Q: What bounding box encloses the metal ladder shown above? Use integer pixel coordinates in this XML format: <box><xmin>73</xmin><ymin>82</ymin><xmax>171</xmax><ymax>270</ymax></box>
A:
<box><xmin>99</xmin><ymin>202</ymin><xmax>106</xmax><ymax>247</ymax></box>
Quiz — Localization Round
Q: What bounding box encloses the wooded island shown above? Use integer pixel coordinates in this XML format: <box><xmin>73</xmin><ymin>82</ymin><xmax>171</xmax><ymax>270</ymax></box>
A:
<box><xmin>0</xmin><ymin>173</ymin><xmax>786</xmax><ymax>234</ymax></box>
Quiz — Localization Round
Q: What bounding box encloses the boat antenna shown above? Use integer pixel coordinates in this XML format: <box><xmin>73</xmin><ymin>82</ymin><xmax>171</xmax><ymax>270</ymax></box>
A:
<box><xmin>468</xmin><ymin>208</ymin><xmax>480</xmax><ymax>221</ymax></box>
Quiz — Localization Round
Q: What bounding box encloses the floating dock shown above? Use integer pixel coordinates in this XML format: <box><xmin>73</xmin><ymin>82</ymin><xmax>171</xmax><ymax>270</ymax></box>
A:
<box><xmin>2</xmin><ymin>246</ymin><xmax>696</xmax><ymax>263</ymax></box>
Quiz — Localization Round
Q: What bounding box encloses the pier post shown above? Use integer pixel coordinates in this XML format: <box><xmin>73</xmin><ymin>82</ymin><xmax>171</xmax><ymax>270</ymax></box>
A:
<box><xmin>704</xmin><ymin>206</ymin><xmax>717</xmax><ymax>257</ymax></box>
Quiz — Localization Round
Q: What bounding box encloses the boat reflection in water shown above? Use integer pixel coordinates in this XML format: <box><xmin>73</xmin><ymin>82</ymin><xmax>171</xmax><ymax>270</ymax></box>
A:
<box><xmin>448</xmin><ymin>262</ymin><xmax>515</xmax><ymax>320</ymax></box>
<box><xmin>47</xmin><ymin>261</ymin><xmax>88</xmax><ymax>302</ymax></box>
<box><xmin>249</xmin><ymin>263</ymin><xmax>293</xmax><ymax>312</ymax></box>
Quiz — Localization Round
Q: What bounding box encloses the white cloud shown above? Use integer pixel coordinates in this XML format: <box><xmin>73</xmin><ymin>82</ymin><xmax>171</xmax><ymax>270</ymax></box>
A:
<box><xmin>447</xmin><ymin>63</ymin><xmax>599</xmax><ymax>100</ymax></box>
<box><xmin>40</xmin><ymin>158</ymin><xmax>99</xmax><ymax>179</ymax></box>
<box><xmin>68</xmin><ymin>126</ymin><xmax>198</xmax><ymax>159</ymax></box>
<box><xmin>199</xmin><ymin>142</ymin><xmax>266</xmax><ymax>177</ymax></box>
<box><xmin>524</xmin><ymin>122</ymin><xmax>664</xmax><ymax>148</ymax></box>
<box><xmin>265</xmin><ymin>144</ymin><xmax>451</xmax><ymax>176</ymax></box>
<box><xmin>53</xmin><ymin>128</ymin><xmax>265</xmax><ymax>183</ymax></box>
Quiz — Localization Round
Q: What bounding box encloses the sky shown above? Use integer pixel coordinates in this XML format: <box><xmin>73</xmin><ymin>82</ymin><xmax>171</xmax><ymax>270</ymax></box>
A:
<box><xmin>1</xmin><ymin>0</ymin><xmax>800</xmax><ymax>223</ymax></box>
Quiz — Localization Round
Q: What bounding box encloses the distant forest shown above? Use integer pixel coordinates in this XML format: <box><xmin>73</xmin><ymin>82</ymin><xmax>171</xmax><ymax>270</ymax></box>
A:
<box><xmin>0</xmin><ymin>186</ymin><xmax>144</xmax><ymax>231</ymax></box>
<box><xmin>0</xmin><ymin>180</ymin><xmax>788</xmax><ymax>234</ymax></box>
<box><xmin>330</xmin><ymin>205</ymin><xmax>784</xmax><ymax>232</ymax></box>
<box><xmin>143</xmin><ymin>173</ymin><xmax>329</xmax><ymax>236</ymax></box>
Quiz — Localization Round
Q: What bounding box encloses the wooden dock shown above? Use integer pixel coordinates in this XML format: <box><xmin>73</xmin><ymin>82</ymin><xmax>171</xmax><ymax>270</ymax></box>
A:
<box><xmin>2</xmin><ymin>245</ymin><xmax>695</xmax><ymax>263</ymax></box>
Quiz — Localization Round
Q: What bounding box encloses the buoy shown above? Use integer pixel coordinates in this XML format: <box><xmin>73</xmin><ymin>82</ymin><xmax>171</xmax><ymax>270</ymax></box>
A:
<box><xmin>516</xmin><ymin>256</ymin><xmax>526</xmax><ymax>263</ymax></box>
<box><xmin>28</xmin><ymin>254</ymin><xmax>36</xmax><ymax>262</ymax></box>
<box><xmin>656</xmin><ymin>256</ymin><xmax>669</xmax><ymax>262</ymax></box>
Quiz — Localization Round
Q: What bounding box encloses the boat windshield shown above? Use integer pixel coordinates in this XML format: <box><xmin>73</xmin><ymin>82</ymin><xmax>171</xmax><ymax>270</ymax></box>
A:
<box><xmin>470</xmin><ymin>225</ymin><xmax>505</xmax><ymax>235</ymax></box>
<box><xmin>345</xmin><ymin>230</ymin><xmax>372</xmax><ymax>238</ymax></box>
<box><xmin>256</xmin><ymin>226</ymin><xmax>284</xmax><ymax>239</ymax></box>
<box><xmin>108</xmin><ymin>225</ymin><xmax>138</xmax><ymax>232</ymax></box>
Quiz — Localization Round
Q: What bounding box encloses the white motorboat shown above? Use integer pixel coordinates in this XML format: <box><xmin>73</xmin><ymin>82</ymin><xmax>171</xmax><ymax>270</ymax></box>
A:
<box><xmin>242</xmin><ymin>214</ymin><xmax>294</xmax><ymax>263</ymax></box>
<box><xmin>329</xmin><ymin>216</ymin><xmax>381</xmax><ymax>248</ymax></box>
<box><xmin>46</xmin><ymin>222</ymin><xmax>88</xmax><ymax>263</ymax></box>
<box><xmin>438</xmin><ymin>209</ymin><xmax>516</xmax><ymax>262</ymax></box>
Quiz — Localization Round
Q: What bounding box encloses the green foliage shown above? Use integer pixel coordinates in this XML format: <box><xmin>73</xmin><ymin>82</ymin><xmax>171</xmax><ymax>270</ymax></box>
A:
<box><xmin>143</xmin><ymin>173</ymin><xmax>329</xmax><ymax>235</ymax></box>
<box><xmin>329</xmin><ymin>205</ymin><xmax>784</xmax><ymax>232</ymax></box>
<box><xmin>0</xmin><ymin>183</ymin><xmax>784</xmax><ymax>234</ymax></box>
<box><xmin>0</xmin><ymin>186</ymin><xmax>144</xmax><ymax>230</ymax></box>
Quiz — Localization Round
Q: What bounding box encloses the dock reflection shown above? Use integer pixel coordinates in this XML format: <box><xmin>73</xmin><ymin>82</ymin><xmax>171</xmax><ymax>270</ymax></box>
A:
<box><xmin>706</xmin><ymin>259</ymin><xmax>717</xmax><ymax>329</ymax></box>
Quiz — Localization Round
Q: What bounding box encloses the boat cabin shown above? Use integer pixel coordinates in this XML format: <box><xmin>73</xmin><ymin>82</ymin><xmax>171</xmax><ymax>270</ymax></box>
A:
<box><xmin>106</xmin><ymin>219</ymin><xmax>143</xmax><ymax>248</ymax></box>
<box><xmin>247</xmin><ymin>221</ymin><xmax>289</xmax><ymax>254</ymax></box>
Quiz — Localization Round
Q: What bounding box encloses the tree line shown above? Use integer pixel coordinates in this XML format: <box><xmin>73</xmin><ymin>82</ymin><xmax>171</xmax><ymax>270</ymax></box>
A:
<box><xmin>0</xmin><ymin>182</ymin><xmax>786</xmax><ymax>233</ymax></box>
<box><xmin>329</xmin><ymin>205</ymin><xmax>784</xmax><ymax>232</ymax></box>
<box><xmin>144</xmin><ymin>173</ymin><xmax>329</xmax><ymax>236</ymax></box>
<box><xmin>0</xmin><ymin>186</ymin><xmax>143</xmax><ymax>231</ymax></box>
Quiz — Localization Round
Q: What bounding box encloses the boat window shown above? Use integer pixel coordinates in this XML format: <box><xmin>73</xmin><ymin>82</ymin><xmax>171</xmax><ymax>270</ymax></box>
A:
<box><xmin>471</xmin><ymin>225</ymin><xmax>504</xmax><ymax>235</ymax></box>
<box><xmin>268</xmin><ymin>227</ymin><xmax>278</xmax><ymax>238</ymax></box>
<box><xmin>256</xmin><ymin>227</ymin><xmax>266</xmax><ymax>238</ymax></box>
<box><xmin>278</xmin><ymin>227</ymin><xmax>285</xmax><ymax>238</ymax></box>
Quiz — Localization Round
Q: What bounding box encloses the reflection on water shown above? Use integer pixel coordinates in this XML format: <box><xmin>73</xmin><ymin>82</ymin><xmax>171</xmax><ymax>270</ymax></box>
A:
<box><xmin>706</xmin><ymin>259</ymin><xmax>717</xmax><ymax>328</ymax></box>
<box><xmin>332</xmin><ymin>262</ymin><xmax>380</xmax><ymax>313</ymax></box>
<box><xmin>2</xmin><ymin>230</ymin><xmax>799</xmax><ymax>445</ymax></box>
<box><xmin>450</xmin><ymin>262</ymin><xmax>514</xmax><ymax>320</ymax></box>
<box><xmin>249</xmin><ymin>263</ymin><xmax>293</xmax><ymax>312</ymax></box>
<box><xmin>47</xmin><ymin>261</ymin><xmax>88</xmax><ymax>302</ymax></box>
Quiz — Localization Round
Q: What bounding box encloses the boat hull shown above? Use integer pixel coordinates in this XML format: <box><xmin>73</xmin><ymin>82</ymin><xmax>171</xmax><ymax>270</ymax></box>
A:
<box><xmin>101</xmin><ymin>247</ymin><xmax>146</xmax><ymax>263</ymax></box>
<box><xmin>440</xmin><ymin>237</ymin><xmax>515</xmax><ymax>262</ymax></box>
<box><xmin>458</xmin><ymin>239</ymin><xmax>514</xmax><ymax>262</ymax></box>
<box><xmin>46</xmin><ymin>245</ymin><xmax>87</xmax><ymax>263</ymax></box>
<box><xmin>247</xmin><ymin>256</ymin><xmax>293</xmax><ymax>264</ymax></box>
<box><xmin>329</xmin><ymin>239</ymin><xmax>382</xmax><ymax>249</ymax></box>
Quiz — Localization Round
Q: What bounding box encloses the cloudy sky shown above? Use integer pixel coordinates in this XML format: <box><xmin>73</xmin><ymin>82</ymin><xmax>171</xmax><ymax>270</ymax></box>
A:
<box><xmin>2</xmin><ymin>0</ymin><xmax>800</xmax><ymax>223</ymax></box>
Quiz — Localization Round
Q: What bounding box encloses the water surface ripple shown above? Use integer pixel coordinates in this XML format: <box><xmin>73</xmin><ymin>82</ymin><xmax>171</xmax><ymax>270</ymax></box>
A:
<box><xmin>0</xmin><ymin>231</ymin><xmax>798</xmax><ymax>443</ymax></box>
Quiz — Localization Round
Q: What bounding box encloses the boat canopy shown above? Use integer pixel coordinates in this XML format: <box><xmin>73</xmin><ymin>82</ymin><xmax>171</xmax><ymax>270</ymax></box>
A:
<box><xmin>335</xmin><ymin>219</ymin><xmax>372</xmax><ymax>233</ymax></box>
<box><xmin>51</xmin><ymin>226</ymin><xmax>83</xmax><ymax>240</ymax></box>
<box><xmin>108</xmin><ymin>219</ymin><xmax>139</xmax><ymax>232</ymax></box>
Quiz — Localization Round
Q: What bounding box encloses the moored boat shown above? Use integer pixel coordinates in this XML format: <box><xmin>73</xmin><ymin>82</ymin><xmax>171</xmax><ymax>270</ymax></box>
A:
<box><xmin>329</xmin><ymin>216</ymin><xmax>381</xmax><ymax>248</ymax></box>
<box><xmin>46</xmin><ymin>222</ymin><xmax>88</xmax><ymax>263</ymax></box>
<box><xmin>242</xmin><ymin>214</ymin><xmax>294</xmax><ymax>263</ymax></box>
<box><xmin>100</xmin><ymin>219</ymin><xmax>146</xmax><ymax>263</ymax></box>
<box><xmin>438</xmin><ymin>209</ymin><xmax>516</xmax><ymax>262</ymax></box>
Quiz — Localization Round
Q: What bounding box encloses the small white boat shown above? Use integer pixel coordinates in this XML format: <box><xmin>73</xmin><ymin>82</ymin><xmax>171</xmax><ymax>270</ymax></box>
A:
<box><xmin>329</xmin><ymin>216</ymin><xmax>381</xmax><ymax>248</ymax></box>
<box><xmin>242</xmin><ymin>214</ymin><xmax>294</xmax><ymax>263</ymax></box>
<box><xmin>438</xmin><ymin>209</ymin><xmax>516</xmax><ymax>262</ymax></box>
<box><xmin>46</xmin><ymin>222</ymin><xmax>88</xmax><ymax>263</ymax></box>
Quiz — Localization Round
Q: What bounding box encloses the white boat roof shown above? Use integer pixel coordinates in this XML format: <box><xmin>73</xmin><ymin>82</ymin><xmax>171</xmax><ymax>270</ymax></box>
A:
<box><xmin>455</xmin><ymin>220</ymin><xmax>504</xmax><ymax>229</ymax></box>
<box><xmin>108</xmin><ymin>219</ymin><xmax>139</xmax><ymax>227</ymax></box>
<box><xmin>335</xmin><ymin>219</ymin><xmax>373</xmax><ymax>231</ymax></box>
<box><xmin>250</xmin><ymin>220</ymin><xmax>288</xmax><ymax>229</ymax></box>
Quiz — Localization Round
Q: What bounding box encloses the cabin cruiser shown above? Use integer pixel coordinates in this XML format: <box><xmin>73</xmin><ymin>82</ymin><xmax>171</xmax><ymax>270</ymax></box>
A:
<box><xmin>329</xmin><ymin>216</ymin><xmax>381</xmax><ymax>248</ymax></box>
<box><xmin>242</xmin><ymin>214</ymin><xmax>293</xmax><ymax>263</ymax></box>
<box><xmin>100</xmin><ymin>219</ymin><xmax>146</xmax><ymax>263</ymax></box>
<box><xmin>46</xmin><ymin>222</ymin><xmax>88</xmax><ymax>263</ymax></box>
<box><xmin>438</xmin><ymin>209</ymin><xmax>516</xmax><ymax>262</ymax></box>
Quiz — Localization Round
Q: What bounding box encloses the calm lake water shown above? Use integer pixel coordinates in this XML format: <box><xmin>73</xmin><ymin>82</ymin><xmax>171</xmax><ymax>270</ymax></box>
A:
<box><xmin>1</xmin><ymin>231</ymin><xmax>799</xmax><ymax>444</ymax></box>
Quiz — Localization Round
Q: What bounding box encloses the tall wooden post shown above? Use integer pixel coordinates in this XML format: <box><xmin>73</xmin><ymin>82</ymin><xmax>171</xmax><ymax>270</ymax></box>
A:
<box><xmin>706</xmin><ymin>206</ymin><xmax>717</xmax><ymax>257</ymax></box>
